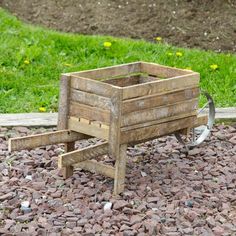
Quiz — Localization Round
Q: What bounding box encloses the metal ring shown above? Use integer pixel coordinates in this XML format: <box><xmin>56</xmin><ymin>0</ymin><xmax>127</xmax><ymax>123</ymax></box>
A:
<box><xmin>175</xmin><ymin>90</ymin><xmax>215</xmax><ymax>149</ymax></box>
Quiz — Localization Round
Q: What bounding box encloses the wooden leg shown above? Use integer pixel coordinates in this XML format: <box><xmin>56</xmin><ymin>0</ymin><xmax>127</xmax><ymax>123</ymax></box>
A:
<box><xmin>113</xmin><ymin>144</ymin><xmax>127</xmax><ymax>195</ymax></box>
<box><xmin>62</xmin><ymin>141</ymin><xmax>75</xmax><ymax>179</ymax></box>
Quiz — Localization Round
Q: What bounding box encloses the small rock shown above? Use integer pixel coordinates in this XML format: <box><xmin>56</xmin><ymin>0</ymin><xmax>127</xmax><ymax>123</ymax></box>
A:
<box><xmin>103</xmin><ymin>202</ymin><xmax>112</xmax><ymax>211</ymax></box>
<box><xmin>113</xmin><ymin>200</ymin><xmax>130</xmax><ymax>210</ymax></box>
<box><xmin>212</xmin><ymin>226</ymin><xmax>224</xmax><ymax>236</ymax></box>
<box><xmin>229</xmin><ymin>136</ymin><xmax>236</xmax><ymax>145</ymax></box>
<box><xmin>188</xmin><ymin>148</ymin><xmax>201</xmax><ymax>156</ymax></box>
<box><xmin>185</xmin><ymin>200</ymin><xmax>194</xmax><ymax>208</ymax></box>
<box><xmin>141</xmin><ymin>171</ymin><xmax>147</xmax><ymax>177</ymax></box>
<box><xmin>182</xmin><ymin>227</ymin><xmax>193</xmax><ymax>234</ymax></box>
<box><xmin>206</xmin><ymin>216</ymin><xmax>216</xmax><ymax>227</ymax></box>
<box><xmin>21</xmin><ymin>201</ymin><xmax>30</xmax><ymax>208</ymax></box>
<box><xmin>15</xmin><ymin>214</ymin><xmax>33</xmax><ymax>223</ymax></box>
<box><xmin>77</xmin><ymin>218</ymin><xmax>88</xmax><ymax>226</ymax></box>
<box><xmin>0</xmin><ymin>192</ymin><xmax>14</xmax><ymax>201</ymax></box>
<box><xmin>15</xmin><ymin>127</ymin><xmax>30</xmax><ymax>133</ymax></box>
<box><xmin>25</xmin><ymin>175</ymin><xmax>32</xmax><ymax>181</ymax></box>
<box><xmin>130</xmin><ymin>215</ymin><xmax>142</xmax><ymax>225</ymax></box>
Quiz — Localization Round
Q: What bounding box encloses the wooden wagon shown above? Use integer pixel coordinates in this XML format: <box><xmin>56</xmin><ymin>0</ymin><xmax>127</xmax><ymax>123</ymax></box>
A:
<box><xmin>9</xmin><ymin>62</ymin><xmax>215</xmax><ymax>195</ymax></box>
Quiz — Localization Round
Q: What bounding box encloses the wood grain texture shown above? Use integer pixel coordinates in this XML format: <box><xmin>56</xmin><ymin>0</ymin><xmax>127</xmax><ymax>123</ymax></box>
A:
<box><xmin>57</xmin><ymin>74</ymin><xmax>71</xmax><ymax>130</ymax></box>
<box><xmin>193</xmin><ymin>114</ymin><xmax>208</xmax><ymax>127</ymax></box>
<box><xmin>74</xmin><ymin>160</ymin><xmax>115</xmax><ymax>179</ymax></box>
<box><xmin>103</xmin><ymin>75</ymin><xmax>140</xmax><ymax>87</ymax></box>
<box><xmin>71</xmin><ymin>75</ymin><xmax>114</xmax><ymax>98</ymax></box>
<box><xmin>113</xmin><ymin>144</ymin><xmax>127</xmax><ymax>195</ymax></box>
<box><xmin>68</xmin><ymin>117</ymin><xmax>109</xmax><ymax>140</ymax></box>
<box><xmin>108</xmin><ymin>88</ymin><xmax>123</xmax><ymax>156</ymax></box>
<box><xmin>122</xmin><ymin>87</ymin><xmax>199</xmax><ymax>114</ymax></box>
<box><xmin>122</xmin><ymin>73</ymin><xmax>200</xmax><ymax>100</ymax></box>
<box><xmin>120</xmin><ymin>116</ymin><xmax>196</xmax><ymax>144</ymax></box>
<box><xmin>58</xmin><ymin>142</ymin><xmax>108</xmax><ymax>168</ymax></box>
<box><xmin>69</xmin><ymin>101</ymin><xmax>110</xmax><ymax>124</ymax></box>
<box><xmin>62</xmin><ymin>141</ymin><xmax>75</xmax><ymax>179</ymax></box>
<box><xmin>140</xmin><ymin>61</ymin><xmax>194</xmax><ymax>78</ymax></box>
<box><xmin>121</xmin><ymin>98</ymin><xmax>198</xmax><ymax>127</ymax></box>
<box><xmin>121</xmin><ymin>111</ymin><xmax>197</xmax><ymax>132</ymax></box>
<box><xmin>70</xmin><ymin>89</ymin><xmax>111</xmax><ymax>110</ymax></box>
<box><xmin>71</xmin><ymin>62</ymin><xmax>141</xmax><ymax>79</ymax></box>
<box><xmin>8</xmin><ymin>130</ymin><xmax>88</xmax><ymax>152</ymax></box>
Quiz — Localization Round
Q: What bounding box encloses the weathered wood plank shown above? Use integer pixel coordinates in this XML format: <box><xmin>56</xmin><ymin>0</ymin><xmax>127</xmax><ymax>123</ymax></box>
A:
<box><xmin>63</xmin><ymin>141</ymin><xmax>75</xmax><ymax>179</ymax></box>
<box><xmin>68</xmin><ymin>117</ymin><xmax>109</xmax><ymax>140</ymax></box>
<box><xmin>69</xmin><ymin>102</ymin><xmax>110</xmax><ymax>124</ymax></box>
<box><xmin>58</xmin><ymin>142</ymin><xmax>108</xmax><ymax>168</ymax></box>
<box><xmin>121</xmin><ymin>111</ymin><xmax>197</xmax><ymax>132</ymax></box>
<box><xmin>71</xmin><ymin>62</ymin><xmax>141</xmax><ymax>79</ymax></box>
<box><xmin>120</xmin><ymin>116</ymin><xmax>195</xmax><ymax>144</ymax></box>
<box><xmin>103</xmin><ymin>75</ymin><xmax>140</xmax><ymax>87</ymax></box>
<box><xmin>57</xmin><ymin>74</ymin><xmax>71</xmax><ymax>130</ymax></box>
<box><xmin>71</xmin><ymin>75</ymin><xmax>114</xmax><ymax>98</ymax></box>
<box><xmin>74</xmin><ymin>160</ymin><xmax>115</xmax><ymax>179</ymax></box>
<box><xmin>109</xmin><ymin>88</ymin><xmax>123</xmax><ymax>156</ymax></box>
<box><xmin>140</xmin><ymin>61</ymin><xmax>193</xmax><ymax>78</ymax></box>
<box><xmin>122</xmin><ymin>73</ymin><xmax>200</xmax><ymax>100</ymax></box>
<box><xmin>0</xmin><ymin>113</ymin><xmax>57</xmax><ymax>127</ymax></box>
<box><xmin>193</xmin><ymin>114</ymin><xmax>208</xmax><ymax>127</ymax></box>
<box><xmin>70</xmin><ymin>89</ymin><xmax>111</xmax><ymax>110</ymax></box>
<box><xmin>113</xmin><ymin>144</ymin><xmax>127</xmax><ymax>195</ymax></box>
<box><xmin>122</xmin><ymin>87</ymin><xmax>199</xmax><ymax>114</ymax></box>
<box><xmin>121</xmin><ymin>98</ymin><xmax>198</xmax><ymax>127</ymax></box>
<box><xmin>9</xmin><ymin>130</ymin><xmax>88</xmax><ymax>152</ymax></box>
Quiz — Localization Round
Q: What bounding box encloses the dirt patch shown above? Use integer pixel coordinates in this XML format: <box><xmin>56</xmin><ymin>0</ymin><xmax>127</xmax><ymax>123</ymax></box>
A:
<box><xmin>0</xmin><ymin>125</ymin><xmax>236</xmax><ymax>235</ymax></box>
<box><xmin>1</xmin><ymin>0</ymin><xmax>236</xmax><ymax>53</ymax></box>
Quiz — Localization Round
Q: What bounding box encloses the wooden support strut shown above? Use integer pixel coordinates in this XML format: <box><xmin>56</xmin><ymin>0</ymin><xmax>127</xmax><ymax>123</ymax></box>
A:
<box><xmin>58</xmin><ymin>142</ymin><xmax>109</xmax><ymax>168</ymax></box>
<box><xmin>8</xmin><ymin>130</ymin><xmax>88</xmax><ymax>152</ymax></box>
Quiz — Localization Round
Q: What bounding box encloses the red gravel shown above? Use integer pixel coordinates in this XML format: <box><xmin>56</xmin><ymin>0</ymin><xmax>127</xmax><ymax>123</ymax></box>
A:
<box><xmin>0</xmin><ymin>124</ymin><xmax>236</xmax><ymax>235</ymax></box>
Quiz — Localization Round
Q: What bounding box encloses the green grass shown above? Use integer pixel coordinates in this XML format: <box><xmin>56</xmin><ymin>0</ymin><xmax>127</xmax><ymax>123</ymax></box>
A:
<box><xmin>0</xmin><ymin>8</ymin><xmax>235</xmax><ymax>113</ymax></box>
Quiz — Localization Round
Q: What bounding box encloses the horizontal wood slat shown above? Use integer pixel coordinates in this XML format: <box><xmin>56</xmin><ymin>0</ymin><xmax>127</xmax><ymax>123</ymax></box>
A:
<box><xmin>71</xmin><ymin>76</ymin><xmax>114</xmax><ymax>98</ymax></box>
<box><xmin>140</xmin><ymin>62</ymin><xmax>194</xmax><ymax>78</ymax></box>
<box><xmin>121</xmin><ymin>116</ymin><xmax>195</xmax><ymax>144</ymax></box>
<box><xmin>68</xmin><ymin>117</ymin><xmax>109</xmax><ymax>140</ymax></box>
<box><xmin>122</xmin><ymin>87</ymin><xmax>199</xmax><ymax>114</ymax></box>
<box><xmin>121</xmin><ymin>98</ymin><xmax>198</xmax><ymax>127</ymax></box>
<box><xmin>73</xmin><ymin>160</ymin><xmax>115</xmax><ymax>179</ymax></box>
<box><xmin>69</xmin><ymin>101</ymin><xmax>110</xmax><ymax>124</ymax></box>
<box><xmin>70</xmin><ymin>89</ymin><xmax>111</xmax><ymax>110</ymax></box>
<box><xmin>193</xmin><ymin>114</ymin><xmax>208</xmax><ymax>127</ymax></box>
<box><xmin>58</xmin><ymin>142</ymin><xmax>108</xmax><ymax>168</ymax></box>
<box><xmin>122</xmin><ymin>73</ymin><xmax>200</xmax><ymax>100</ymax></box>
<box><xmin>71</xmin><ymin>62</ymin><xmax>141</xmax><ymax>79</ymax></box>
<box><xmin>103</xmin><ymin>75</ymin><xmax>140</xmax><ymax>87</ymax></box>
<box><xmin>121</xmin><ymin>111</ymin><xmax>197</xmax><ymax>132</ymax></box>
<box><xmin>9</xmin><ymin>130</ymin><xmax>88</xmax><ymax>152</ymax></box>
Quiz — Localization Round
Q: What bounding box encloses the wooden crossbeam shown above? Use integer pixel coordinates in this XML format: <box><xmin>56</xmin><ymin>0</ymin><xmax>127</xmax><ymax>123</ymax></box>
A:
<box><xmin>73</xmin><ymin>160</ymin><xmax>115</xmax><ymax>179</ymax></box>
<box><xmin>58</xmin><ymin>142</ymin><xmax>109</xmax><ymax>168</ymax></box>
<box><xmin>9</xmin><ymin>130</ymin><xmax>88</xmax><ymax>152</ymax></box>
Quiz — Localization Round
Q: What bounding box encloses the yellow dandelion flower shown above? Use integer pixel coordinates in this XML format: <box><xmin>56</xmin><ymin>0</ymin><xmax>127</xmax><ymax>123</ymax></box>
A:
<box><xmin>176</xmin><ymin>52</ymin><xmax>183</xmax><ymax>57</ymax></box>
<box><xmin>39</xmin><ymin>107</ymin><xmax>46</xmax><ymax>112</ymax></box>
<box><xmin>210</xmin><ymin>64</ymin><xmax>218</xmax><ymax>70</ymax></box>
<box><xmin>167</xmin><ymin>52</ymin><xmax>173</xmax><ymax>56</ymax></box>
<box><xmin>155</xmin><ymin>36</ymin><xmax>162</xmax><ymax>42</ymax></box>
<box><xmin>24</xmin><ymin>60</ymin><xmax>30</xmax><ymax>65</ymax></box>
<box><xmin>103</xmin><ymin>41</ymin><xmax>112</xmax><ymax>48</ymax></box>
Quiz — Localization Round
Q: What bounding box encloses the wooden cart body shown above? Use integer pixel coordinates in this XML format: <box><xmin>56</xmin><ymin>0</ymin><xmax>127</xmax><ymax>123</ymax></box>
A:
<box><xmin>9</xmin><ymin>62</ymin><xmax>207</xmax><ymax>195</ymax></box>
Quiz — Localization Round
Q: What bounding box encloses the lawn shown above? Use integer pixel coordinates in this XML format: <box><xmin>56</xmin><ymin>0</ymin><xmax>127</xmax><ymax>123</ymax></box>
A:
<box><xmin>0</xmin><ymin>8</ymin><xmax>235</xmax><ymax>113</ymax></box>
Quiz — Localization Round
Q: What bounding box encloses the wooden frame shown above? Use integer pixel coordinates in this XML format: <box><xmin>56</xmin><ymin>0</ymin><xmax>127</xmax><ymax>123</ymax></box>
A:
<box><xmin>9</xmin><ymin>61</ymin><xmax>207</xmax><ymax>195</ymax></box>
